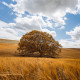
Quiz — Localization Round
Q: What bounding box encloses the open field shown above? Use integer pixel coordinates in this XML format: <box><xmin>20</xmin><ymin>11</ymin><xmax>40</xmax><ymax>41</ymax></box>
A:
<box><xmin>0</xmin><ymin>39</ymin><xmax>80</xmax><ymax>80</ymax></box>
<box><xmin>0</xmin><ymin>43</ymin><xmax>18</xmax><ymax>57</ymax></box>
<box><xmin>0</xmin><ymin>39</ymin><xmax>19</xmax><ymax>44</ymax></box>
<box><xmin>0</xmin><ymin>39</ymin><xmax>80</xmax><ymax>58</ymax></box>
<box><xmin>59</xmin><ymin>48</ymin><xmax>80</xmax><ymax>58</ymax></box>
<box><xmin>0</xmin><ymin>57</ymin><xmax>80</xmax><ymax>80</ymax></box>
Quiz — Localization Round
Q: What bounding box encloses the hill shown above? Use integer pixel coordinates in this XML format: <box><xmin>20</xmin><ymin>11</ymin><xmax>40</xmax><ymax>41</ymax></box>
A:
<box><xmin>59</xmin><ymin>48</ymin><xmax>80</xmax><ymax>58</ymax></box>
<box><xmin>0</xmin><ymin>39</ymin><xmax>18</xmax><ymax>56</ymax></box>
<box><xmin>0</xmin><ymin>39</ymin><xmax>80</xmax><ymax>58</ymax></box>
<box><xmin>0</xmin><ymin>39</ymin><xmax>80</xmax><ymax>80</ymax></box>
<box><xmin>0</xmin><ymin>39</ymin><xmax>19</xmax><ymax>43</ymax></box>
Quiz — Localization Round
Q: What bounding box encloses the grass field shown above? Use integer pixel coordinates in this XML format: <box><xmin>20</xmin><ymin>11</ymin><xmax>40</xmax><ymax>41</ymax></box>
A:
<box><xmin>0</xmin><ymin>57</ymin><xmax>80</xmax><ymax>80</ymax></box>
<box><xmin>0</xmin><ymin>39</ymin><xmax>80</xmax><ymax>58</ymax></box>
<box><xmin>0</xmin><ymin>39</ymin><xmax>80</xmax><ymax>80</ymax></box>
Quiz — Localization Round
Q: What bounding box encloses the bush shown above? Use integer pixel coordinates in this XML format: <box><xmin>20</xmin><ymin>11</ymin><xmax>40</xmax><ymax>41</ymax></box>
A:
<box><xmin>17</xmin><ymin>30</ymin><xmax>62</xmax><ymax>57</ymax></box>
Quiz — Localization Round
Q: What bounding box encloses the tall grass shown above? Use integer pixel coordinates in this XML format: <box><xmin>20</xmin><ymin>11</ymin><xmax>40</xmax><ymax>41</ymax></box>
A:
<box><xmin>0</xmin><ymin>57</ymin><xmax>80</xmax><ymax>80</ymax></box>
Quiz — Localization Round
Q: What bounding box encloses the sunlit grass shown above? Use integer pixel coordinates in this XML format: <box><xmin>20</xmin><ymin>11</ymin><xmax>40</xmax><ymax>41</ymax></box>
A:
<box><xmin>0</xmin><ymin>57</ymin><xmax>80</xmax><ymax>80</ymax></box>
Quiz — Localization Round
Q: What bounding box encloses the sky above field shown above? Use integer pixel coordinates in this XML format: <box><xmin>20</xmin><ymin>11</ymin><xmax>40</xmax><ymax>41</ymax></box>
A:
<box><xmin>0</xmin><ymin>0</ymin><xmax>80</xmax><ymax>48</ymax></box>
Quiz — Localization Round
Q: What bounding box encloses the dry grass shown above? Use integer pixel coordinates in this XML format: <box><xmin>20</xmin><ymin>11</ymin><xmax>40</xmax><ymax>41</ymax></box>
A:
<box><xmin>0</xmin><ymin>39</ymin><xmax>19</xmax><ymax>43</ymax></box>
<box><xmin>0</xmin><ymin>57</ymin><xmax>80</xmax><ymax>80</ymax></box>
<box><xmin>59</xmin><ymin>48</ymin><xmax>80</xmax><ymax>58</ymax></box>
<box><xmin>0</xmin><ymin>42</ymin><xmax>80</xmax><ymax>58</ymax></box>
<box><xmin>0</xmin><ymin>39</ymin><xmax>80</xmax><ymax>80</ymax></box>
<box><xmin>0</xmin><ymin>43</ymin><xmax>17</xmax><ymax>56</ymax></box>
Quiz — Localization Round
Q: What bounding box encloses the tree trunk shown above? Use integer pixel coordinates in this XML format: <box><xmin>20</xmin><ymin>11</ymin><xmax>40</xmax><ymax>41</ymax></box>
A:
<box><xmin>39</xmin><ymin>52</ymin><xmax>43</xmax><ymax>57</ymax></box>
<box><xmin>38</xmin><ymin>50</ymin><xmax>43</xmax><ymax>57</ymax></box>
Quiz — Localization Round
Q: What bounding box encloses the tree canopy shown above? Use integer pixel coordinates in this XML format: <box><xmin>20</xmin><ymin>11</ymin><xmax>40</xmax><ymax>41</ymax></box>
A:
<box><xmin>17</xmin><ymin>30</ymin><xmax>62</xmax><ymax>57</ymax></box>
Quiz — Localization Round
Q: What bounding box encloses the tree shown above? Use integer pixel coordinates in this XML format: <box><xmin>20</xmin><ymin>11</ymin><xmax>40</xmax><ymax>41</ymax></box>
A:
<box><xmin>17</xmin><ymin>30</ymin><xmax>62</xmax><ymax>57</ymax></box>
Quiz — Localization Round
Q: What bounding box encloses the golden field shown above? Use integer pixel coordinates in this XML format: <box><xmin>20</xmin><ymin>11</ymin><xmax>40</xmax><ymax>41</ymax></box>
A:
<box><xmin>0</xmin><ymin>57</ymin><xmax>80</xmax><ymax>80</ymax></box>
<box><xmin>0</xmin><ymin>39</ymin><xmax>80</xmax><ymax>58</ymax></box>
<box><xmin>0</xmin><ymin>39</ymin><xmax>80</xmax><ymax>80</ymax></box>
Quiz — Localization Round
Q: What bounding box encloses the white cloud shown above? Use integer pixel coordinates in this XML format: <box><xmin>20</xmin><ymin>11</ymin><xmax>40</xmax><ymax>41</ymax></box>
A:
<box><xmin>77</xmin><ymin>0</ymin><xmax>80</xmax><ymax>13</ymax></box>
<box><xmin>11</xmin><ymin>0</ymin><xmax>77</xmax><ymax>15</ymax></box>
<box><xmin>0</xmin><ymin>16</ymin><xmax>55</xmax><ymax>40</ymax></box>
<box><xmin>66</xmin><ymin>8</ymin><xmax>77</xmax><ymax>14</ymax></box>
<box><xmin>13</xmin><ymin>15</ymin><xmax>56</xmax><ymax>36</ymax></box>
<box><xmin>60</xmin><ymin>26</ymin><xmax>80</xmax><ymax>48</ymax></box>
<box><xmin>2</xmin><ymin>2</ymin><xmax>10</xmax><ymax>7</ymax></box>
<box><xmin>1</xmin><ymin>0</ymin><xmax>80</xmax><ymax>48</ymax></box>
<box><xmin>2</xmin><ymin>0</ymin><xmax>78</xmax><ymax>28</ymax></box>
<box><xmin>42</xmin><ymin>29</ymin><xmax>56</xmax><ymax>37</ymax></box>
<box><xmin>66</xmin><ymin>26</ymin><xmax>80</xmax><ymax>40</ymax></box>
<box><xmin>13</xmin><ymin>15</ymin><xmax>54</xmax><ymax>31</ymax></box>
<box><xmin>59</xmin><ymin>26</ymin><xmax>65</xmax><ymax>30</ymax></box>
<box><xmin>14</xmin><ymin>16</ymin><xmax>42</xmax><ymax>31</ymax></box>
<box><xmin>0</xmin><ymin>21</ymin><xmax>20</xmax><ymax>40</ymax></box>
<box><xmin>60</xmin><ymin>39</ymin><xmax>80</xmax><ymax>48</ymax></box>
<box><xmin>0</xmin><ymin>20</ymin><xmax>9</xmax><ymax>27</ymax></box>
<box><xmin>0</xmin><ymin>27</ymin><xmax>20</xmax><ymax>40</ymax></box>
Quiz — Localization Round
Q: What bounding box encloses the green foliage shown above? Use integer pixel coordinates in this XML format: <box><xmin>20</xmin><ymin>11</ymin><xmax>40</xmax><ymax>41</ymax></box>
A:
<box><xmin>18</xmin><ymin>30</ymin><xmax>62</xmax><ymax>57</ymax></box>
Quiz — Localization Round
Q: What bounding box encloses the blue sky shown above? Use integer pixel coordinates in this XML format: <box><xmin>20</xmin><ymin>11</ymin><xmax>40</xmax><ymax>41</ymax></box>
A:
<box><xmin>55</xmin><ymin>13</ymin><xmax>80</xmax><ymax>40</ymax></box>
<box><xmin>0</xmin><ymin>0</ymin><xmax>80</xmax><ymax>48</ymax></box>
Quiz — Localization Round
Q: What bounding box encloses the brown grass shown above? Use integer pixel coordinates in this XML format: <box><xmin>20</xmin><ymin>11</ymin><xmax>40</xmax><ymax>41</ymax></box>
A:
<box><xmin>59</xmin><ymin>48</ymin><xmax>80</xmax><ymax>58</ymax></box>
<box><xmin>0</xmin><ymin>42</ymin><xmax>80</xmax><ymax>58</ymax></box>
<box><xmin>0</xmin><ymin>43</ymin><xmax>17</xmax><ymax>56</ymax></box>
<box><xmin>0</xmin><ymin>39</ymin><xmax>19</xmax><ymax>43</ymax></box>
<box><xmin>0</xmin><ymin>39</ymin><xmax>80</xmax><ymax>80</ymax></box>
<box><xmin>0</xmin><ymin>57</ymin><xmax>80</xmax><ymax>80</ymax></box>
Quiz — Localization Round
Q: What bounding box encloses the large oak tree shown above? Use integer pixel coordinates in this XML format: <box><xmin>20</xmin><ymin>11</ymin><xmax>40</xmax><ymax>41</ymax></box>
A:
<box><xmin>17</xmin><ymin>30</ymin><xmax>62</xmax><ymax>57</ymax></box>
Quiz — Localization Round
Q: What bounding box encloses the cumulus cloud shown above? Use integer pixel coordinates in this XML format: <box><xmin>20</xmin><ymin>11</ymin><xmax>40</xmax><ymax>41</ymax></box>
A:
<box><xmin>13</xmin><ymin>15</ymin><xmax>54</xmax><ymax>31</ymax></box>
<box><xmin>59</xmin><ymin>39</ymin><xmax>80</xmax><ymax>48</ymax></box>
<box><xmin>0</xmin><ymin>16</ymin><xmax>56</xmax><ymax>40</ymax></box>
<box><xmin>0</xmin><ymin>20</ymin><xmax>9</xmax><ymax>27</ymax></box>
<box><xmin>2</xmin><ymin>0</ymin><xmax>78</xmax><ymax>28</ymax></box>
<box><xmin>42</xmin><ymin>29</ymin><xmax>56</xmax><ymax>37</ymax></box>
<box><xmin>0</xmin><ymin>21</ymin><xmax>20</xmax><ymax>40</ymax></box>
<box><xmin>14</xmin><ymin>15</ymin><xmax>56</xmax><ymax>37</ymax></box>
<box><xmin>77</xmin><ymin>0</ymin><xmax>80</xmax><ymax>13</ymax></box>
<box><xmin>1</xmin><ymin>0</ymin><xmax>80</xmax><ymax>48</ymax></box>
<box><xmin>11</xmin><ymin>0</ymin><xmax>77</xmax><ymax>15</ymax></box>
<box><xmin>14</xmin><ymin>16</ymin><xmax>42</xmax><ymax>31</ymax></box>
<box><xmin>60</xmin><ymin>26</ymin><xmax>80</xmax><ymax>48</ymax></box>
<box><xmin>0</xmin><ymin>27</ymin><xmax>20</xmax><ymax>40</ymax></box>
<box><xmin>66</xmin><ymin>26</ymin><xmax>80</xmax><ymax>40</ymax></box>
